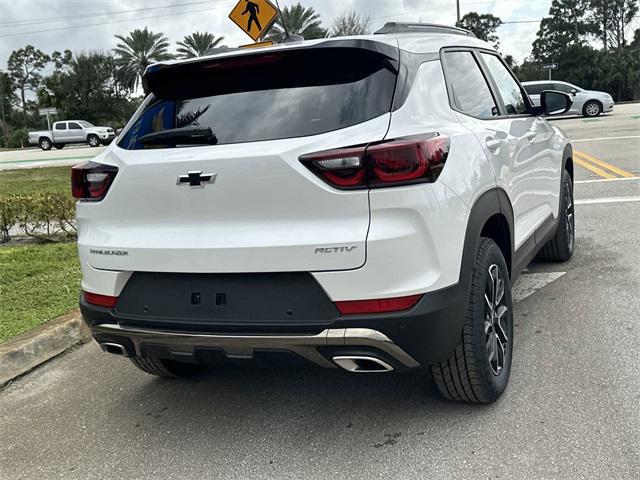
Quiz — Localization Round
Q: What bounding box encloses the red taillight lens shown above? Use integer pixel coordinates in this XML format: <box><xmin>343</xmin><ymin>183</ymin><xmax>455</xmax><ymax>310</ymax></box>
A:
<box><xmin>299</xmin><ymin>134</ymin><xmax>449</xmax><ymax>190</ymax></box>
<box><xmin>71</xmin><ymin>161</ymin><xmax>118</xmax><ymax>200</ymax></box>
<box><xmin>335</xmin><ymin>294</ymin><xmax>423</xmax><ymax>315</ymax></box>
<box><xmin>83</xmin><ymin>291</ymin><xmax>118</xmax><ymax>308</ymax></box>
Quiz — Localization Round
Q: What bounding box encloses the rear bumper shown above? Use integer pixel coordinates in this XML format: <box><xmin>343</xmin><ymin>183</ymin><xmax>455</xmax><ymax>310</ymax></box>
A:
<box><xmin>81</xmin><ymin>281</ymin><xmax>467</xmax><ymax>369</ymax></box>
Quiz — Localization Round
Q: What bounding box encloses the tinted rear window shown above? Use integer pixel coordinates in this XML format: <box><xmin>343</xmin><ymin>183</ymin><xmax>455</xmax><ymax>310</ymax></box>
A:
<box><xmin>118</xmin><ymin>48</ymin><xmax>397</xmax><ymax>150</ymax></box>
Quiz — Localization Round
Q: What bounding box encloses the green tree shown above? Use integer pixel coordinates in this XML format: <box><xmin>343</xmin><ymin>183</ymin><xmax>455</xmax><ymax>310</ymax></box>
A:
<box><xmin>330</xmin><ymin>10</ymin><xmax>371</xmax><ymax>37</ymax></box>
<box><xmin>39</xmin><ymin>52</ymin><xmax>138</xmax><ymax>128</ymax></box>
<box><xmin>456</xmin><ymin>12</ymin><xmax>502</xmax><ymax>48</ymax></box>
<box><xmin>7</xmin><ymin>46</ymin><xmax>50</xmax><ymax>129</ymax></box>
<box><xmin>177</xmin><ymin>32</ymin><xmax>225</xmax><ymax>58</ymax></box>
<box><xmin>267</xmin><ymin>3</ymin><xmax>327</xmax><ymax>42</ymax></box>
<box><xmin>531</xmin><ymin>0</ymin><xmax>593</xmax><ymax>61</ymax></box>
<box><xmin>0</xmin><ymin>72</ymin><xmax>17</xmax><ymax>146</ymax></box>
<box><xmin>589</xmin><ymin>0</ymin><xmax>639</xmax><ymax>50</ymax></box>
<box><xmin>113</xmin><ymin>28</ymin><xmax>173</xmax><ymax>92</ymax></box>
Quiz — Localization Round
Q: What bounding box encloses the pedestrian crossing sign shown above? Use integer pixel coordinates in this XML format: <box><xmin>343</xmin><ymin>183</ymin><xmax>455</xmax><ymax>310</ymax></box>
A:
<box><xmin>229</xmin><ymin>0</ymin><xmax>279</xmax><ymax>42</ymax></box>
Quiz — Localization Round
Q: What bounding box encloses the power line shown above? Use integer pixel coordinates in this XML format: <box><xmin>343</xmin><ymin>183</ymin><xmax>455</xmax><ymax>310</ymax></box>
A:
<box><xmin>0</xmin><ymin>5</ymin><xmax>231</xmax><ymax>38</ymax></box>
<box><xmin>0</xmin><ymin>1</ymin><xmax>230</xmax><ymax>28</ymax></box>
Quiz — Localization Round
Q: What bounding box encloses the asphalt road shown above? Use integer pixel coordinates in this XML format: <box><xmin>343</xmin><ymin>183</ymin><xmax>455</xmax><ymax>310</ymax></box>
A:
<box><xmin>1</xmin><ymin>104</ymin><xmax>639</xmax><ymax>479</ymax></box>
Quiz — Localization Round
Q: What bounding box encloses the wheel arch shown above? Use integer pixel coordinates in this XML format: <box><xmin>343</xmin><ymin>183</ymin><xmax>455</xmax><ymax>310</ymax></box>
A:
<box><xmin>459</xmin><ymin>188</ymin><xmax>515</xmax><ymax>286</ymax></box>
<box><xmin>563</xmin><ymin>143</ymin><xmax>574</xmax><ymax>181</ymax></box>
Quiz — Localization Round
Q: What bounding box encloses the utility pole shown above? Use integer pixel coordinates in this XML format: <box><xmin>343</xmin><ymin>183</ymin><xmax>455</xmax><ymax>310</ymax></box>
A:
<box><xmin>456</xmin><ymin>0</ymin><xmax>461</xmax><ymax>24</ymax></box>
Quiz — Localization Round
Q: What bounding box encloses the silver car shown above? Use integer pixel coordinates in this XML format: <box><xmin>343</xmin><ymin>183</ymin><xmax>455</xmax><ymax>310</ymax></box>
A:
<box><xmin>523</xmin><ymin>81</ymin><xmax>614</xmax><ymax>117</ymax></box>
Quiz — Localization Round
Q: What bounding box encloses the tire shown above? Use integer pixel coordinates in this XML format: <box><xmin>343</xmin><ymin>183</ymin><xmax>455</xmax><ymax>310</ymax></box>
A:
<box><xmin>430</xmin><ymin>238</ymin><xmax>513</xmax><ymax>404</ymax></box>
<box><xmin>39</xmin><ymin>138</ymin><xmax>52</xmax><ymax>150</ymax></box>
<box><xmin>583</xmin><ymin>100</ymin><xmax>602</xmax><ymax>117</ymax></box>
<box><xmin>129</xmin><ymin>356</ymin><xmax>206</xmax><ymax>378</ymax></box>
<box><xmin>53</xmin><ymin>143</ymin><xmax>65</xmax><ymax>149</ymax></box>
<box><xmin>537</xmin><ymin>170</ymin><xmax>574</xmax><ymax>262</ymax></box>
<box><xmin>87</xmin><ymin>135</ymin><xmax>100</xmax><ymax>147</ymax></box>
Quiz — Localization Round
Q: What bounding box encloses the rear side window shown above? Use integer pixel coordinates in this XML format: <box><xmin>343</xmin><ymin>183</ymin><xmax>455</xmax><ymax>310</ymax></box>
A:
<box><xmin>480</xmin><ymin>53</ymin><xmax>528</xmax><ymax>115</ymax></box>
<box><xmin>442</xmin><ymin>51</ymin><xmax>498</xmax><ymax>119</ymax></box>
<box><xmin>55</xmin><ymin>123</ymin><xmax>66</xmax><ymax>130</ymax></box>
<box><xmin>119</xmin><ymin>48</ymin><xmax>397</xmax><ymax>150</ymax></box>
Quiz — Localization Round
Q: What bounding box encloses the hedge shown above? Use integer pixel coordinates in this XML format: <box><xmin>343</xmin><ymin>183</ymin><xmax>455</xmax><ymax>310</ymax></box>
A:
<box><xmin>0</xmin><ymin>193</ymin><xmax>76</xmax><ymax>243</ymax></box>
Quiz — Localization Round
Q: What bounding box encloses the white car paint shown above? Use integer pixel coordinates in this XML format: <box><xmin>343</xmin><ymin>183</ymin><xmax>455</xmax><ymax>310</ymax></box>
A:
<box><xmin>77</xmin><ymin>32</ymin><xmax>569</xmax><ymax>302</ymax></box>
<box><xmin>523</xmin><ymin>81</ymin><xmax>614</xmax><ymax>117</ymax></box>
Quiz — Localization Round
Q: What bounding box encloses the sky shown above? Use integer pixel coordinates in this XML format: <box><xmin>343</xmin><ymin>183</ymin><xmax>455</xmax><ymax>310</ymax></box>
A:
<box><xmin>0</xmin><ymin>0</ymin><xmax>554</xmax><ymax>69</ymax></box>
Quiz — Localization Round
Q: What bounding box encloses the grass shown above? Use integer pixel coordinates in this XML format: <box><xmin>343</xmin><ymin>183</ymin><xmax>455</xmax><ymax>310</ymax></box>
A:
<box><xmin>0</xmin><ymin>242</ymin><xmax>80</xmax><ymax>343</ymax></box>
<box><xmin>0</xmin><ymin>166</ymin><xmax>71</xmax><ymax>197</ymax></box>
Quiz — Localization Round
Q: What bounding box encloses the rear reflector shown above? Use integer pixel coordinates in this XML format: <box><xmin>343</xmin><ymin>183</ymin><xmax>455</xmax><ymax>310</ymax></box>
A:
<box><xmin>72</xmin><ymin>161</ymin><xmax>118</xmax><ymax>201</ymax></box>
<box><xmin>300</xmin><ymin>134</ymin><xmax>449</xmax><ymax>190</ymax></box>
<box><xmin>335</xmin><ymin>294</ymin><xmax>423</xmax><ymax>315</ymax></box>
<box><xmin>83</xmin><ymin>291</ymin><xmax>118</xmax><ymax>308</ymax></box>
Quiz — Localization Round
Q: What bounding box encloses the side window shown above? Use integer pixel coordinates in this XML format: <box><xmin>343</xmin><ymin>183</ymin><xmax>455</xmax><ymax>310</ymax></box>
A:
<box><xmin>553</xmin><ymin>83</ymin><xmax>575</xmax><ymax>94</ymax></box>
<box><xmin>68</xmin><ymin>122</ymin><xmax>82</xmax><ymax>130</ymax></box>
<box><xmin>54</xmin><ymin>123</ymin><xmax>66</xmax><ymax>130</ymax></box>
<box><xmin>443</xmin><ymin>51</ymin><xmax>499</xmax><ymax>119</ymax></box>
<box><xmin>524</xmin><ymin>84</ymin><xmax>544</xmax><ymax>96</ymax></box>
<box><xmin>480</xmin><ymin>53</ymin><xmax>528</xmax><ymax>115</ymax></box>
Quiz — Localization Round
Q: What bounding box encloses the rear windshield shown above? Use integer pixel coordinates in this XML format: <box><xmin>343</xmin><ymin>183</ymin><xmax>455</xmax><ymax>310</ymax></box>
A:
<box><xmin>118</xmin><ymin>48</ymin><xmax>397</xmax><ymax>150</ymax></box>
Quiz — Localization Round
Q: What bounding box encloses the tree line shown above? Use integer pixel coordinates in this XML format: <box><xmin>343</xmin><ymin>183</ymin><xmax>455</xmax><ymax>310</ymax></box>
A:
<box><xmin>458</xmin><ymin>1</ymin><xmax>639</xmax><ymax>101</ymax></box>
<box><xmin>1</xmin><ymin>1</ymin><xmax>638</xmax><ymax>148</ymax></box>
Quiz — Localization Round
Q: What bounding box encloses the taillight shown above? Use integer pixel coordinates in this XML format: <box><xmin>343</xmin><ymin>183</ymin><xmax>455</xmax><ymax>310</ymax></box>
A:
<box><xmin>335</xmin><ymin>294</ymin><xmax>423</xmax><ymax>315</ymax></box>
<box><xmin>300</xmin><ymin>134</ymin><xmax>449</xmax><ymax>190</ymax></box>
<box><xmin>71</xmin><ymin>161</ymin><xmax>118</xmax><ymax>200</ymax></box>
<box><xmin>83</xmin><ymin>291</ymin><xmax>118</xmax><ymax>308</ymax></box>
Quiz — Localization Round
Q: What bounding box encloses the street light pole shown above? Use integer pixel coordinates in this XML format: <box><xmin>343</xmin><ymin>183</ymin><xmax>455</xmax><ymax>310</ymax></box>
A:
<box><xmin>456</xmin><ymin>0</ymin><xmax>461</xmax><ymax>24</ymax></box>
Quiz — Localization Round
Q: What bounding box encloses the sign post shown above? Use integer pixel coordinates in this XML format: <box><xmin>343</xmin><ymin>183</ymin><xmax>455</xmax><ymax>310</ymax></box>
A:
<box><xmin>229</xmin><ymin>0</ymin><xmax>279</xmax><ymax>43</ymax></box>
<box><xmin>542</xmin><ymin>63</ymin><xmax>558</xmax><ymax>81</ymax></box>
<box><xmin>38</xmin><ymin>107</ymin><xmax>58</xmax><ymax>131</ymax></box>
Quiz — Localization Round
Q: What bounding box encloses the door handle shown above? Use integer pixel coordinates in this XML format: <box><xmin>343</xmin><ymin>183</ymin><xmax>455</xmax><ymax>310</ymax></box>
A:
<box><xmin>486</xmin><ymin>138</ymin><xmax>502</xmax><ymax>153</ymax></box>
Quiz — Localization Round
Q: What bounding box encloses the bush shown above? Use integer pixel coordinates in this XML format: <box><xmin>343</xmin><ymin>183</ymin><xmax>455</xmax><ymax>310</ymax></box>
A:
<box><xmin>6</xmin><ymin>128</ymin><xmax>28</xmax><ymax>149</ymax></box>
<box><xmin>0</xmin><ymin>193</ymin><xmax>76</xmax><ymax>243</ymax></box>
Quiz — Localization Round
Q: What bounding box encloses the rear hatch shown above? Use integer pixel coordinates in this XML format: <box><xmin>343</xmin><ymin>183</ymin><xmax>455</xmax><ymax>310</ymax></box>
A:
<box><xmin>79</xmin><ymin>41</ymin><xmax>399</xmax><ymax>273</ymax></box>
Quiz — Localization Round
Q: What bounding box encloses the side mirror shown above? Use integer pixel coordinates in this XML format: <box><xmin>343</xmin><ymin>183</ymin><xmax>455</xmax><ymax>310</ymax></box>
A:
<box><xmin>570</xmin><ymin>89</ymin><xmax>578</xmax><ymax>96</ymax></box>
<box><xmin>540</xmin><ymin>90</ymin><xmax>572</xmax><ymax>116</ymax></box>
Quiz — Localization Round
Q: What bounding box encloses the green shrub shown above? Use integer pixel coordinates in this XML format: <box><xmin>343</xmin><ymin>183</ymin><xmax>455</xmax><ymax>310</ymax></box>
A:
<box><xmin>6</xmin><ymin>128</ymin><xmax>28</xmax><ymax>149</ymax></box>
<box><xmin>0</xmin><ymin>193</ymin><xmax>76</xmax><ymax>243</ymax></box>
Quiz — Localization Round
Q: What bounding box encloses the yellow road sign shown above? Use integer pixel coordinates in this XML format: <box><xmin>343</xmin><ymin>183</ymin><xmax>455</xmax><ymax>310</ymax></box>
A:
<box><xmin>229</xmin><ymin>0</ymin><xmax>279</xmax><ymax>42</ymax></box>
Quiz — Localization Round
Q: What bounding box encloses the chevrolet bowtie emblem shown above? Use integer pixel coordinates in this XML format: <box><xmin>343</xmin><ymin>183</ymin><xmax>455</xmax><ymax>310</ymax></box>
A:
<box><xmin>176</xmin><ymin>171</ymin><xmax>217</xmax><ymax>188</ymax></box>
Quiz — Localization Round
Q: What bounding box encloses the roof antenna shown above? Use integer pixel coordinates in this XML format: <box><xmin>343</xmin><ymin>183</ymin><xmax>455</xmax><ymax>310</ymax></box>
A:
<box><xmin>274</xmin><ymin>0</ymin><xmax>290</xmax><ymax>40</ymax></box>
<box><xmin>273</xmin><ymin>0</ymin><xmax>302</xmax><ymax>42</ymax></box>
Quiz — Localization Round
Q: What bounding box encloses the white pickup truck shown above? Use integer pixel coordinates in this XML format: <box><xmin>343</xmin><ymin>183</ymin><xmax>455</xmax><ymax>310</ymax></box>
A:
<box><xmin>28</xmin><ymin>120</ymin><xmax>116</xmax><ymax>150</ymax></box>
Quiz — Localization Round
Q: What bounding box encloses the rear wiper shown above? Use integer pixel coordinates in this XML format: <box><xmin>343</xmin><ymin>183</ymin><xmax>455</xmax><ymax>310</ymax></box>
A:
<box><xmin>139</xmin><ymin>127</ymin><xmax>218</xmax><ymax>146</ymax></box>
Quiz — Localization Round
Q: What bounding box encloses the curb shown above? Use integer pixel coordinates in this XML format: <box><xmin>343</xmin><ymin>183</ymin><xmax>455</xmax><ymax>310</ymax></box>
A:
<box><xmin>0</xmin><ymin>309</ymin><xmax>90</xmax><ymax>387</ymax></box>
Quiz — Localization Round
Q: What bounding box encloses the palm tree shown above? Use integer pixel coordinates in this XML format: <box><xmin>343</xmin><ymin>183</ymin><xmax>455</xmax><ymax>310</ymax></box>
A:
<box><xmin>113</xmin><ymin>28</ymin><xmax>173</xmax><ymax>92</ymax></box>
<box><xmin>266</xmin><ymin>3</ymin><xmax>327</xmax><ymax>42</ymax></box>
<box><xmin>177</xmin><ymin>32</ymin><xmax>225</xmax><ymax>59</ymax></box>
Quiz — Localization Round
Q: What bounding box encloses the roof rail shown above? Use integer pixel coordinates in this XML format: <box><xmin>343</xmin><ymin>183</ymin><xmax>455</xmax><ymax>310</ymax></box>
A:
<box><xmin>374</xmin><ymin>22</ymin><xmax>476</xmax><ymax>38</ymax></box>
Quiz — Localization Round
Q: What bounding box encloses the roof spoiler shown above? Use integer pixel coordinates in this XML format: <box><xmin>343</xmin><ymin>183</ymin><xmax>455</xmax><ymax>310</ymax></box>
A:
<box><xmin>375</xmin><ymin>22</ymin><xmax>476</xmax><ymax>38</ymax></box>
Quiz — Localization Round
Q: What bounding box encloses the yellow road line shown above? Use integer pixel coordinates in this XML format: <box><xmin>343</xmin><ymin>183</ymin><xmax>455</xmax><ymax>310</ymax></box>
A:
<box><xmin>575</xmin><ymin>150</ymin><xmax>635</xmax><ymax>178</ymax></box>
<box><xmin>573</xmin><ymin>156</ymin><xmax>616</xmax><ymax>179</ymax></box>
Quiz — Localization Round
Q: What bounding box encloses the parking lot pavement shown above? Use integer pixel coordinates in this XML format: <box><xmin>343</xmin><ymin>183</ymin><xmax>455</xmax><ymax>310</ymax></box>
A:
<box><xmin>1</xmin><ymin>108</ymin><xmax>639</xmax><ymax>480</ymax></box>
<box><xmin>0</xmin><ymin>145</ymin><xmax>106</xmax><ymax>170</ymax></box>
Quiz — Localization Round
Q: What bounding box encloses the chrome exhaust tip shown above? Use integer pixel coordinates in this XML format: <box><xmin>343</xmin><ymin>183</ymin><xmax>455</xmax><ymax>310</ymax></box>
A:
<box><xmin>332</xmin><ymin>356</ymin><xmax>394</xmax><ymax>373</ymax></box>
<box><xmin>100</xmin><ymin>342</ymin><xmax>130</xmax><ymax>357</ymax></box>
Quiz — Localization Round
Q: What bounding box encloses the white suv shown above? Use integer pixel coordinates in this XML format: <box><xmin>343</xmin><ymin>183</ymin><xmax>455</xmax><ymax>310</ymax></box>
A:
<box><xmin>74</xmin><ymin>23</ymin><xmax>575</xmax><ymax>403</ymax></box>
